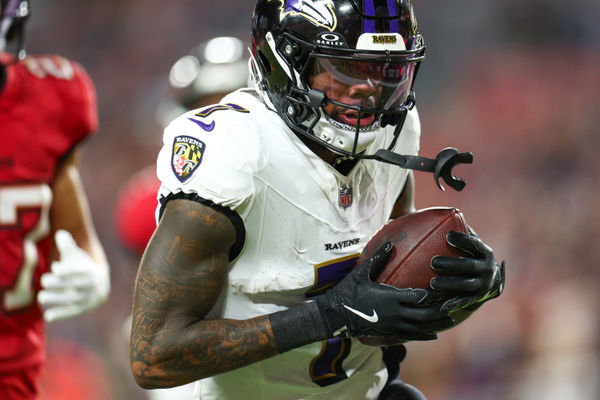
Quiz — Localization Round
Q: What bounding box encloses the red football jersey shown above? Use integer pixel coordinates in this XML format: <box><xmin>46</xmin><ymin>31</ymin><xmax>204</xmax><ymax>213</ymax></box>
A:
<box><xmin>0</xmin><ymin>52</ymin><xmax>98</xmax><ymax>374</ymax></box>
<box><xmin>114</xmin><ymin>165</ymin><xmax>160</xmax><ymax>255</ymax></box>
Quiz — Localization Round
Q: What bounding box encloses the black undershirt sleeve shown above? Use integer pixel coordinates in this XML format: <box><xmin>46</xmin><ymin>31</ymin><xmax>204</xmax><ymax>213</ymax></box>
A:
<box><xmin>158</xmin><ymin>191</ymin><xmax>246</xmax><ymax>261</ymax></box>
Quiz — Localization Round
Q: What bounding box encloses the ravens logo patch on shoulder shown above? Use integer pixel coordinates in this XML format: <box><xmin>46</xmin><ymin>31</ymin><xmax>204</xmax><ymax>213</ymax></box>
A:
<box><xmin>171</xmin><ymin>135</ymin><xmax>205</xmax><ymax>183</ymax></box>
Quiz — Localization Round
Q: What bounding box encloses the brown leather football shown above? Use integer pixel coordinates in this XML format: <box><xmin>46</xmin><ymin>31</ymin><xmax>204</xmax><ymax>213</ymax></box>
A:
<box><xmin>358</xmin><ymin>207</ymin><xmax>470</xmax><ymax>290</ymax></box>
<box><xmin>357</xmin><ymin>207</ymin><xmax>471</xmax><ymax>346</ymax></box>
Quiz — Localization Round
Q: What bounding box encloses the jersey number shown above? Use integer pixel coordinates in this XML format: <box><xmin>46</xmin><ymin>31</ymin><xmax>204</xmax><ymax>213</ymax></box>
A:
<box><xmin>23</xmin><ymin>55</ymin><xmax>75</xmax><ymax>80</ymax></box>
<box><xmin>306</xmin><ymin>254</ymin><xmax>359</xmax><ymax>386</ymax></box>
<box><xmin>0</xmin><ymin>184</ymin><xmax>52</xmax><ymax>312</ymax></box>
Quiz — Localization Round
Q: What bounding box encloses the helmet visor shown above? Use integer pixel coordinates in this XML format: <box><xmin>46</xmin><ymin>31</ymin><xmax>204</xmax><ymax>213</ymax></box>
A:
<box><xmin>307</xmin><ymin>55</ymin><xmax>416</xmax><ymax>121</ymax></box>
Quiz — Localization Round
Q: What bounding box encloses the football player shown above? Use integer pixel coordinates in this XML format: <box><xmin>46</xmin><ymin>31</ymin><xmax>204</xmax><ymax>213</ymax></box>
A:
<box><xmin>130</xmin><ymin>1</ymin><xmax>504</xmax><ymax>399</ymax></box>
<box><xmin>0</xmin><ymin>1</ymin><xmax>110</xmax><ymax>399</ymax></box>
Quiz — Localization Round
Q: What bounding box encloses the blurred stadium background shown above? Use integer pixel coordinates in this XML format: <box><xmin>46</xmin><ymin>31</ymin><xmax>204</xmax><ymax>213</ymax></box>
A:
<box><xmin>25</xmin><ymin>0</ymin><xmax>600</xmax><ymax>399</ymax></box>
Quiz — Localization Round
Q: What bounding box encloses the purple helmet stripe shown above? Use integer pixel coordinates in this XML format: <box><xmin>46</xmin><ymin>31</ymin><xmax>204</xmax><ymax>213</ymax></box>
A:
<box><xmin>387</xmin><ymin>0</ymin><xmax>400</xmax><ymax>32</ymax></box>
<box><xmin>363</xmin><ymin>0</ymin><xmax>375</xmax><ymax>33</ymax></box>
<box><xmin>283</xmin><ymin>0</ymin><xmax>301</xmax><ymax>13</ymax></box>
<box><xmin>363</xmin><ymin>0</ymin><xmax>400</xmax><ymax>33</ymax></box>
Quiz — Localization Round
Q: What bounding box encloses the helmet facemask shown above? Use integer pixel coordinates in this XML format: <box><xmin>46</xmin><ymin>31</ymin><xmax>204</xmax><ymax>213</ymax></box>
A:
<box><xmin>254</xmin><ymin>30</ymin><xmax>424</xmax><ymax>158</ymax></box>
<box><xmin>250</xmin><ymin>0</ymin><xmax>473</xmax><ymax>191</ymax></box>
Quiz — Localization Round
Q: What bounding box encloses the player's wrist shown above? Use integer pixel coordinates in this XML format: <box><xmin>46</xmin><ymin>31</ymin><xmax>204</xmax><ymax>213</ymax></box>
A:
<box><xmin>269</xmin><ymin>301</ymin><xmax>330</xmax><ymax>353</ymax></box>
<box><xmin>314</xmin><ymin>292</ymin><xmax>349</xmax><ymax>337</ymax></box>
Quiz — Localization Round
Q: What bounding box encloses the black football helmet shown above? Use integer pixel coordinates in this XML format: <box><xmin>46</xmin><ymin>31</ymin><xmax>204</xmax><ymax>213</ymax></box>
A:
<box><xmin>0</xmin><ymin>0</ymin><xmax>29</xmax><ymax>56</ymax></box>
<box><xmin>250</xmin><ymin>0</ymin><xmax>425</xmax><ymax>158</ymax></box>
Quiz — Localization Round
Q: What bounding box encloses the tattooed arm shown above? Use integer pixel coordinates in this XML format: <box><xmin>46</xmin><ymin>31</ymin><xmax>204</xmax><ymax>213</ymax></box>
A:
<box><xmin>129</xmin><ymin>199</ymin><xmax>279</xmax><ymax>388</ymax></box>
<box><xmin>129</xmin><ymin>197</ymin><xmax>451</xmax><ymax>389</ymax></box>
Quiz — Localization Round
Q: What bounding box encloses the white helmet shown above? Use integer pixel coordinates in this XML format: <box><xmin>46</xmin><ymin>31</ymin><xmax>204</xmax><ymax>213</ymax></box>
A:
<box><xmin>157</xmin><ymin>36</ymin><xmax>249</xmax><ymax>126</ymax></box>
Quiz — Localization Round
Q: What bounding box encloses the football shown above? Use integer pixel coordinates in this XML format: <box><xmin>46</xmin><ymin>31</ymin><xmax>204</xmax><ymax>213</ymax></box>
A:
<box><xmin>358</xmin><ymin>206</ymin><xmax>470</xmax><ymax>290</ymax></box>
<box><xmin>357</xmin><ymin>207</ymin><xmax>471</xmax><ymax>346</ymax></box>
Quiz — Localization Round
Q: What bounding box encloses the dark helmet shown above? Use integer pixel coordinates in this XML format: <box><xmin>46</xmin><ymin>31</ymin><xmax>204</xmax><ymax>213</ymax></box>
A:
<box><xmin>0</xmin><ymin>0</ymin><xmax>30</xmax><ymax>56</ymax></box>
<box><xmin>250</xmin><ymin>0</ymin><xmax>425</xmax><ymax>157</ymax></box>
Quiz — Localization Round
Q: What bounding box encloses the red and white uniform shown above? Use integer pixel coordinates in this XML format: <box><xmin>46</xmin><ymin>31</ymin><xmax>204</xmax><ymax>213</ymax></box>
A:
<box><xmin>0</xmin><ymin>52</ymin><xmax>97</xmax><ymax>396</ymax></box>
<box><xmin>114</xmin><ymin>165</ymin><xmax>160</xmax><ymax>255</ymax></box>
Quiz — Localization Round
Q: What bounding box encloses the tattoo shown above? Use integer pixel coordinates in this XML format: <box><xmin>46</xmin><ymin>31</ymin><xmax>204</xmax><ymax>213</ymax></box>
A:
<box><xmin>130</xmin><ymin>199</ymin><xmax>278</xmax><ymax>388</ymax></box>
<box><xmin>165</xmin><ymin>235</ymin><xmax>179</xmax><ymax>264</ymax></box>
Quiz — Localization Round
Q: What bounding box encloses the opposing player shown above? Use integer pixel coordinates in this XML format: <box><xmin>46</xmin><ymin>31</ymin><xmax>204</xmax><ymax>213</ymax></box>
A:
<box><xmin>0</xmin><ymin>1</ymin><xmax>110</xmax><ymax>398</ymax></box>
<box><xmin>130</xmin><ymin>1</ymin><xmax>504</xmax><ymax>399</ymax></box>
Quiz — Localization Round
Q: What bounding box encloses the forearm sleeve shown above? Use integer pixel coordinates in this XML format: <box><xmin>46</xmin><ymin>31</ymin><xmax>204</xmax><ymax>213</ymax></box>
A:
<box><xmin>269</xmin><ymin>301</ymin><xmax>330</xmax><ymax>353</ymax></box>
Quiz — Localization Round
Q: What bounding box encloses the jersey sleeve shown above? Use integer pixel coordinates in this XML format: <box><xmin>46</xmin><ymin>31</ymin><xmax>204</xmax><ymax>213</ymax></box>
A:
<box><xmin>156</xmin><ymin>106</ymin><xmax>260</xmax><ymax>216</ymax></box>
<box><xmin>63</xmin><ymin>60</ymin><xmax>99</xmax><ymax>146</ymax></box>
<box><xmin>24</xmin><ymin>55</ymin><xmax>99</xmax><ymax>156</ymax></box>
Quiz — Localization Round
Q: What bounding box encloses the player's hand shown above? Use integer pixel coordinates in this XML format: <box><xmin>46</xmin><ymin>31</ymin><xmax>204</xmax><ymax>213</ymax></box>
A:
<box><xmin>430</xmin><ymin>231</ymin><xmax>505</xmax><ymax>313</ymax></box>
<box><xmin>38</xmin><ymin>230</ymin><xmax>110</xmax><ymax>322</ymax></box>
<box><xmin>315</xmin><ymin>242</ymin><xmax>454</xmax><ymax>341</ymax></box>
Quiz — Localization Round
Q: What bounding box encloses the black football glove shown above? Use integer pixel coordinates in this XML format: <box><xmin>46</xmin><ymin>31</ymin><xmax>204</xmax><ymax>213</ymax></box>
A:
<box><xmin>315</xmin><ymin>242</ymin><xmax>454</xmax><ymax>341</ymax></box>
<box><xmin>430</xmin><ymin>231</ymin><xmax>505</xmax><ymax>313</ymax></box>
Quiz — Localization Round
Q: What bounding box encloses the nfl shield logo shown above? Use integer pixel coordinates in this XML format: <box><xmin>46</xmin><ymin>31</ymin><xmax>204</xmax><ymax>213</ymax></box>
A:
<box><xmin>338</xmin><ymin>186</ymin><xmax>353</xmax><ymax>209</ymax></box>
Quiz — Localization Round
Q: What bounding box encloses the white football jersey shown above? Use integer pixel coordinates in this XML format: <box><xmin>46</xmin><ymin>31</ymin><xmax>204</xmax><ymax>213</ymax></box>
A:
<box><xmin>156</xmin><ymin>88</ymin><xmax>421</xmax><ymax>400</ymax></box>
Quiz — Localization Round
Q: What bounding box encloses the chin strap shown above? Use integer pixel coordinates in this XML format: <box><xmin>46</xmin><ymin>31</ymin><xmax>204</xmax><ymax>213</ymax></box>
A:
<box><xmin>372</xmin><ymin>147</ymin><xmax>473</xmax><ymax>191</ymax></box>
<box><xmin>284</xmin><ymin>86</ymin><xmax>473</xmax><ymax>191</ymax></box>
<box><xmin>372</xmin><ymin>93</ymin><xmax>473</xmax><ymax>192</ymax></box>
